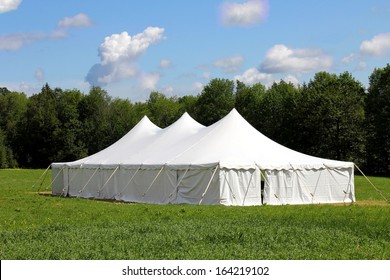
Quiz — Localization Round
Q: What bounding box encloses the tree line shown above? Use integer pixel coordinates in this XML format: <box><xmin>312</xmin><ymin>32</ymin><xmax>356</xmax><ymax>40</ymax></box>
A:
<box><xmin>1</xmin><ymin>65</ymin><xmax>389</xmax><ymax>175</ymax></box>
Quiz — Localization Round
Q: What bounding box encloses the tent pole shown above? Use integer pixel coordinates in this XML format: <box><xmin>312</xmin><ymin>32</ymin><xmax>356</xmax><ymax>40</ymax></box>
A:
<box><xmin>116</xmin><ymin>165</ymin><xmax>142</xmax><ymax>199</ymax></box>
<box><xmin>98</xmin><ymin>165</ymin><xmax>120</xmax><ymax>196</ymax></box>
<box><xmin>77</xmin><ymin>167</ymin><xmax>99</xmax><ymax>197</ymax></box>
<box><xmin>199</xmin><ymin>163</ymin><xmax>219</xmax><ymax>205</ymax></box>
<box><xmin>32</xmin><ymin>164</ymin><xmax>51</xmax><ymax>191</ymax></box>
<box><xmin>142</xmin><ymin>165</ymin><xmax>165</xmax><ymax>197</ymax></box>
<box><xmin>355</xmin><ymin>164</ymin><xmax>388</xmax><ymax>203</ymax></box>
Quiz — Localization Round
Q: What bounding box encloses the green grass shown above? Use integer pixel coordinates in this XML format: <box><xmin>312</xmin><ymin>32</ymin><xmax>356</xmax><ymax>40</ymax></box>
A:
<box><xmin>1</xmin><ymin>169</ymin><xmax>390</xmax><ymax>260</ymax></box>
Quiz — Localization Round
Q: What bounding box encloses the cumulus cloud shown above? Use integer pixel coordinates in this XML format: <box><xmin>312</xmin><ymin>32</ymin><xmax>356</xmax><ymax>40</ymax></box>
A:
<box><xmin>220</xmin><ymin>0</ymin><xmax>269</xmax><ymax>26</ymax></box>
<box><xmin>360</xmin><ymin>33</ymin><xmax>390</xmax><ymax>56</ymax></box>
<box><xmin>259</xmin><ymin>44</ymin><xmax>333</xmax><ymax>73</ymax></box>
<box><xmin>99</xmin><ymin>28</ymin><xmax>165</xmax><ymax>65</ymax></box>
<box><xmin>57</xmin><ymin>13</ymin><xmax>92</xmax><ymax>28</ymax></box>
<box><xmin>0</xmin><ymin>0</ymin><xmax>21</xmax><ymax>13</ymax></box>
<box><xmin>234</xmin><ymin>67</ymin><xmax>272</xmax><ymax>85</ymax></box>
<box><xmin>86</xmin><ymin>27</ymin><xmax>165</xmax><ymax>87</ymax></box>
<box><xmin>214</xmin><ymin>55</ymin><xmax>244</xmax><ymax>73</ymax></box>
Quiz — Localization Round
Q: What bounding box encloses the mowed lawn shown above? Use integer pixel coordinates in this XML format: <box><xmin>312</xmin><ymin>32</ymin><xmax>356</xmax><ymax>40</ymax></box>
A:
<box><xmin>0</xmin><ymin>169</ymin><xmax>389</xmax><ymax>260</ymax></box>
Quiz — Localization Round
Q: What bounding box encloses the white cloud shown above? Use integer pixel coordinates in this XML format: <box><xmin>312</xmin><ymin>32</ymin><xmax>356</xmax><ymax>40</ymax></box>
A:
<box><xmin>194</xmin><ymin>82</ymin><xmax>204</xmax><ymax>91</ymax></box>
<box><xmin>214</xmin><ymin>55</ymin><xmax>244</xmax><ymax>73</ymax></box>
<box><xmin>57</xmin><ymin>13</ymin><xmax>92</xmax><ymax>28</ymax></box>
<box><xmin>0</xmin><ymin>0</ymin><xmax>21</xmax><ymax>13</ymax></box>
<box><xmin>0</xmin><ymin>32</ymin><xmax>45</xmax><ymax>51</ymax></box>
<box><xmin>259</xmin><ymin>44</ymin><xmax>333</xmax><ymax>73</ymax></box>
<box><xmin>360</xmin><ymin>33</ymin><xmax>390</xmax><ymax>56</ymax></box>
<box><xmin>355</xmin><ymin>61</ymin><xmax>367</xmax><ymax>71</ymax></box>
<box><xmin>139</xmin><ymin>72</ymin><xmax>160</xmax><ymax>90</ymax></box>
<box><xmin>35</xmin><ymin>68</ymin><xmax>45</xmax><ymax>81</ymax></box>
<box><xmin>99</xmin><ymin>27</ymin><xmax>165</xmax><ymax>65</ymax></box>
<box><xmin>202</xmin><ymin>72</ymin><xmax>211</xmax><ymax>79</ymax></box>
<box><xmin>234</xmin><ymin>67</ymin><xmax>272</xmax><ymax>85</ymax></box>
<box><xmin>282</xmin><ymin>74</ymin><xmax>299</xmax><ymax>86</ymax></box>
<box><xmin>220</xmin><ymin>0</ymin><xmax>269</xmax><ymax>26</ymax></box>
<box><xmin>159</xmin><ymin>59</ymin><xmax>172</xmax><ymax>68</ymax></box>
<box><xmin>86</xmin><ymin>27</ymin><xmax>166</xmax><ymax>86</ymax></box>
<box><xmin>341</xmin><ymin>53</ymin><xmax>357</xmax><ymax>64</ymax></box>
<box><xmin>162</xmin><ymin>86</ymin><xmax>174</xmax><ymax>95</ymax></box>
<box><xmin>0</xmin><ymin>13</ymin><xmax>90</xmax><ymax>51</ymax></box>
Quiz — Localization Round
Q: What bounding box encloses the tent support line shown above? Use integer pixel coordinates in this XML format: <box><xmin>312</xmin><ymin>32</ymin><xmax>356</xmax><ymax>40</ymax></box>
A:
<box><xmin>169</xmin><ymin>165</ymin><xmax>190</xmax><ymax>202</ymax></box>
<box><xmin>77</xmin><ymin>167</ymin><xmax>99</xmax><ymax>198</ymax></box>
<box><xmin>323</xmin><ymin>163</ymin><xmax>351</xmax><ymax>202</ymax></box>
<box><xmin>68</xmin><ymin>164</ymin><xmax>83</xmax><ymax>186</ymax></box>
<box><xmin>98</xmin><ymin>165</ymin><xmax>119</xmax><ymax>196</ymax></box>
<box><xmin>143</xmin><ymin>165</ymin><xmax>165</xmax><ymax>197</ymax></box>
<box><xmin>242</xmin><ymin>169</ymin><xmax>255</xmax><ymax>206</ymax></box>
<box><xmin>48</xmin><ymin>166</ymin><xmax>67</xmax><ymax>194</ymax></box>
<box><xmin>32</xmin><ymin>164</ymin><xmax>51</xmax><ymax>192</ymax></box>
<box><xmin>354</xmin><ymin>164</ymin><xmax>388</xmax><ymax>203</ymax></box>
<box><xmin>223</xmin><ymin>170</ymin><xmax>237</xmax><ymax>203</ymax></box>
<box><xmin>116</xmin><ymin>165</ymin><xmax>142</xmax><ymax>199</ymax></box>
<box><xmin>199</xmin><ymin>163</ymin><xmax>219</xmax><ymax>205</ymax></box>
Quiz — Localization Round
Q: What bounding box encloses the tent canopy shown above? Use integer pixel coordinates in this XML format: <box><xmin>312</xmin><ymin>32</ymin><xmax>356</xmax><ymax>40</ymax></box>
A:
<box><xmin>51</xmin><ymin>109</ymin><xmax>355</xmax><ymax>205</ymax></box>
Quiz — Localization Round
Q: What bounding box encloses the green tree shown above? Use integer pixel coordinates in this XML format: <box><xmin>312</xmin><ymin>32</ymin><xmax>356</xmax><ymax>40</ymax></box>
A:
<box><xmin>257</xmin><ymin>80</ymin><xmax>301</xmax><ymax>148</ymax></box>
<box><xmin>0</xmin><ymin>128</ymin><xmax>7</xmax><ymax>168</ymax></box>
<box><xmin>194</xmin><ymin>78</ymin><xmax>235</xmax><ymax>125</ymax></box>
<box><xmin>365</xmin><ymin>64</ymin><xmax>390</xmax><ymax>174</ymax></box>
<box><xmin>107</xmin><ymin>97</ymin><xmax>136</xmax><ymax>143</ymax></box>
<box><xmin>0</xmin><ymin>88</ymin><xmax>28</xmax><ymax>167</ymax></box>
<box><xmin>55</xmin><ymin>89</ymin><xmax>87</xmax><ymax>162</ymax></box>
<box><xmin>22</xmin><ymin>84</ymin><xmax>61</xmax><ymax>167</ymax></box>
<box><xmin>177</xmin><ymin>95</ymin><xmax>198</xmax><ymax>117</ymax></box>
<box><xmin>78</xmin><ymin>87</ymin><xmax>112</xmax><ymax>155</ymax></box>
<box><xmin>147</xmin><ymin>91</ymin><xmax>181</xmax><ymax>128</ymax></box>
<box><xmin>298</xmin><ymin>72</ymin><xmax>365</xmax><ymax>162</ymax></box>
<box><xmin>235</xmin><ymin>80</ymin><xmax>266</xmax><ymax>130</ymax></box>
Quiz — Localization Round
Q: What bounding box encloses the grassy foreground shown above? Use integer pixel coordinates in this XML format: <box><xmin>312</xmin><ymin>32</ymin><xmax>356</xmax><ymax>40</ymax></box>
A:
<box><xmin>0</xmin><ymin>169</ymin><xmax>389</xmax><ymax>260</ymax></box>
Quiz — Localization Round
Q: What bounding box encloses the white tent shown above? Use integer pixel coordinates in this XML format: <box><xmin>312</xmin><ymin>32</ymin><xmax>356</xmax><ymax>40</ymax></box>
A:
<box><xmin>51</xmin><ymin>109</ymin><xmax>355</xmax><ymax>205</ymax></box>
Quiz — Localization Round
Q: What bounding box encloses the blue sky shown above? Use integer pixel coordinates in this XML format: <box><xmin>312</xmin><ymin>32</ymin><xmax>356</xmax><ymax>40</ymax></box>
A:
<box><xmin>1</xmin><ymin>0</ymin><xmax>390</xmax><ymax>101</ymax></box>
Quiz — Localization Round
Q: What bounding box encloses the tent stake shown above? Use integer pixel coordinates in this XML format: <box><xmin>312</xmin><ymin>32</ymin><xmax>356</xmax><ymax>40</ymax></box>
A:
<box><xmin>355</xmin><ymin>164</ymin><xmax>388</xmax><ymax>203</ymax></box>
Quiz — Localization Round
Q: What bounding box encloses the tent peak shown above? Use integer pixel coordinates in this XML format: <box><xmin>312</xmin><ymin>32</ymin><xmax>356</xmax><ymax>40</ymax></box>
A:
<box><xmin>164</xmin><ymin>111</ymin><xmax>205</xmax><ymax>130</ymax></box>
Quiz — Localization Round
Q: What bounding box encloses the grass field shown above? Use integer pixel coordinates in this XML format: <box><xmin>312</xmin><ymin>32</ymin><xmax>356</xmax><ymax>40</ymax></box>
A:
<box><xmin>0</xmin><ymin>169</ymin><xmax>389</xmax><ymax>260</ymax></box>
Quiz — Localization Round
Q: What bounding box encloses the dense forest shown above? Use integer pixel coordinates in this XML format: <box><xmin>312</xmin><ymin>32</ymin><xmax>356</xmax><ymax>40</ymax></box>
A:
<box><xmin>1</xmin><ymin>65</ymin><xmax>389</xmax><ymax>175</ymax></box>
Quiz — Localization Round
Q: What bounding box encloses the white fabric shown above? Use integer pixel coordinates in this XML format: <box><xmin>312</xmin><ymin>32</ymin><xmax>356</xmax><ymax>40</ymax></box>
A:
<box><xmin>51</xmin><ymin>109</ymin><xmax>355</xmax><ymax>205</ymax></box>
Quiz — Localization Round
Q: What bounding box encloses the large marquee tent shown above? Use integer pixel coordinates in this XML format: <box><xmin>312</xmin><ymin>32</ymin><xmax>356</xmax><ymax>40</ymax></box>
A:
<box><xmin>51</xmin><ymin>109</ymin><xmax>355</xmax><ymax>206</ymax></box>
